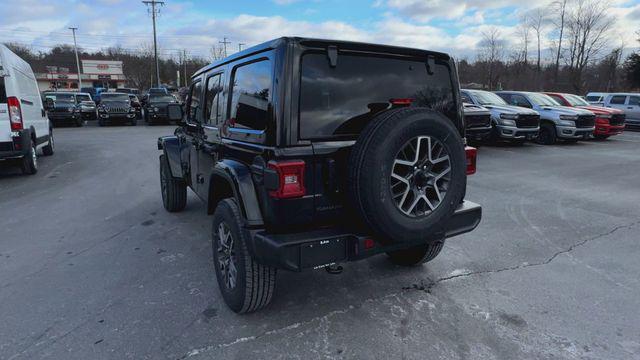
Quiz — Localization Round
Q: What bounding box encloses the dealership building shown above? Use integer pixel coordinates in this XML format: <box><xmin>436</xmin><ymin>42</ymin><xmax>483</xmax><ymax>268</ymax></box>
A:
<box><xmin>35</xmin><ymin>59</ymin><xmax>126</xmax><ymax>90</ymax></box>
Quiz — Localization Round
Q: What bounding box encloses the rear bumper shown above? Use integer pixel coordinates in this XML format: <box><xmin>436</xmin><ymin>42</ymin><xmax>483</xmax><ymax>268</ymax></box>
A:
<box><xmin>249</xmin><ymin>200</ymin><xmax>482</xmax><ymax>271</ymax></box>
<box><xmin>0</xmin><ymin>129</ymin><xmax>31</xmax><ymax>160</ymax></box>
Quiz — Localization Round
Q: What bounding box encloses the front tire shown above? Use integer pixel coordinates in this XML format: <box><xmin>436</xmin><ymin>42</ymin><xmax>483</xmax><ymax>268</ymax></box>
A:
<box><xmin>159</xmin><ymin>155</ymin><xmax>187</xmax><ymax>212</ymax></box>
<box><xmin>387</xmin><ymin>240</ymin><xmax>444</xmax><ymax>266</ymax></box>
<box><xmin>536</xmin><ymin>123</ymin><xmax>556</xmax><ymax>145</ymax></box>
<box><xmin>594</xmin><ymin>134</ymin><xmax>609</xmax><ymax>140</ymax></box>
<box><xmin>21</xmin><ymin>139</ymin><xmax>38</xmax><ymax>175</ymax></box>
<box><xmin>212</xmin><ymin>199</ymin><xmax>277</xmax><ymax>314</ymax></box>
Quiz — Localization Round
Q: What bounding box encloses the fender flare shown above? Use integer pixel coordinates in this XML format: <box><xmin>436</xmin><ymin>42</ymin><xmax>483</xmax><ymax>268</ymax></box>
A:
<box><xmin>157</xmin><ymin>135</ymin><xmax>183</xmax><ymax>178</ymax></box>
<box><xmin>208</xmin><ymin>159</ymin><xmax>264</xmax><ymax>227</ymax></box>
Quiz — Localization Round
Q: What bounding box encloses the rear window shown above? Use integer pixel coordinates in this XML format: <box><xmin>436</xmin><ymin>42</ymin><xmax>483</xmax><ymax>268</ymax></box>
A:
<box><xmin>299</xmin><ymin>53</ymin><xmax>455</xmax><ymax>139</ymax></box>
<box><xmin>0</xmin><ymin>77</ymin><xmax>6</xmax><ymax>103</ymax></box>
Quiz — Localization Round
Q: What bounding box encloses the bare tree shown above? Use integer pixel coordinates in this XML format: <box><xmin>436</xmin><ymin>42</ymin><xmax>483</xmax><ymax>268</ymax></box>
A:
<box><xmin>478</xmin><ymin>28</ymin><xmax>504</xmax><ymax>90</ymax></box>
<box><xmin>210</xmin><ymin>45</ymin><xmax>226</xmax><ymax>61</ymax></box>
<box><xmin>527</xmin><ymin>8</ymin><xmax>546</xmax><ymax>75</ymax></box>
<box><xmin>565</xmin><ymin>0</ymin><xmax>615</xmax><ymax>92</ymax></box>
<box><xmin>515</xmin><ymin>17</ymin><xmax>531</xmax><ymax>65</ymax></box>
<box><xmin>551</xmin><ymin>0</ymin><xmax>569</xmax><ymax>81</ymax></box>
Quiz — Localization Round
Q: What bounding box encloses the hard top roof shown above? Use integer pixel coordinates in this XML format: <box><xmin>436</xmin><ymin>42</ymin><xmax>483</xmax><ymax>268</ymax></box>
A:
<box><xmin>193</xmin><ymin>37</ymin><xmax>451</xmax><ymax>78</ymax></box>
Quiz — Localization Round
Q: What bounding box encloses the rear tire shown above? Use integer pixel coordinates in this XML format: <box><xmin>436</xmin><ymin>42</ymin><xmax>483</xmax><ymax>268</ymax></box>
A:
<box><xmin>212</xmin><ymin>199</ymin><xmax>277</xmax><ymax>314</ymax></box>
<box><xmin>42</xmin><ymin>128</ymin><xmax>54</xmax><ymax>156</ymax></box>
<box><xmin>536</xmin><ymin>123</ymin><xmax>556</xmax><ymax>145</ymax></box>
<box><xmin>21</xmin><ymin>139</ymin><xmax>38</xmax><ymax>175</ymax></box>
<box><xmin>160</xmin><ymin>154</ymin><xmax>187</xmax><ymax>212</ymax></box>
<box><xmin>387</xmin><ymin>240</ymin><xmax>444</xmax><ymax>266</ymax></box>
<box><xmin>76</xmin><ymin>118</ymin><xmax>83</xmax><ymax>127</ymax></box>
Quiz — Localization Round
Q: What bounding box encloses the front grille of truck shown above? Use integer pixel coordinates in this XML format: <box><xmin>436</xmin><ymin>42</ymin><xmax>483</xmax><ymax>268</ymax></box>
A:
<box><xmin>610</xmin><ymin>114</ymin><xmax>625</xmax><ymax>126</ymax></box>
<box><xmin>516</xmin><ymin>114</ymin><xmax>539</xmax><ymax>128</ymax></box>
<box><xmin>105</xmin><ymin>106</ymin><xmax>128</xmax><ymax>114</ymax></box>
<box><xmin>465</xmin><ymin>114</ymin><xmax>491</xmax><ymax>128</ymax></box>
<box><xmin>576</xmin><ymin>115</ymin><xmax>596</xmax><ymax>128</ymax></box>
<box><xmin>0</xmin><ymin>142</ymin><xmax>13</xmax><ymax>152</ymax></box>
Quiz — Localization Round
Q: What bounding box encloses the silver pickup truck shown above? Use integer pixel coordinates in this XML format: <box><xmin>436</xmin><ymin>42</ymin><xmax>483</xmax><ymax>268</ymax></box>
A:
<box><xmin>461</xmin><ymin>89</ymin><xmax>540</xmax><ymax>143</ymax></box>
<box><xmin>496</xmin><ymin>91</ymin><xmax>595</xmax><ymax>145</ymax></box>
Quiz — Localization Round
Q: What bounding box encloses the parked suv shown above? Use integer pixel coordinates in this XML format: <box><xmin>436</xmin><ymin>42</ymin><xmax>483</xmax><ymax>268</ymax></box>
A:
<box><xmin>43</xmin><ymin>91</ymin><xmax>95</xmax><ymax>126</ymax></box>
<box><xmin>496</xmin><ymin>91</ymin><xmax>595</xmax><ymax>144</ymax></box>
<box><xmin>0</xmin><ymin>44</ymin><xmax>53</xmax><ymax>175</ymax></box>
<box><xmin>461</xmin><ymin>89</ymin><xmax>540</xmax><ymax>143</ymax></box>
<box><xmin>157</xmin><ymin>38</ymin><xmax>482</xmax><ymax>313</ymax></box>
<box><xmin>97</xmin><ymin>92</ymin><xmax>137</xmax><ymax>126</ymax></box>
<box><xmin>462</xmin><ymin>102</ymin><xmax>491</xmax><ymax>141</ymax></box>
<box><xmin>144</xmin><ymin>94</ymin><xmax>179</xmax><ymax>124</ymax></box>
<box><xmin>545</xmin><ymin>92</ymin><xmax>625</xmax><ymax>139</ymax></box>
<box><xmin>602</xmin><ymin>93</ymin><xmax>640</xmax><ymax>128</ymax></box>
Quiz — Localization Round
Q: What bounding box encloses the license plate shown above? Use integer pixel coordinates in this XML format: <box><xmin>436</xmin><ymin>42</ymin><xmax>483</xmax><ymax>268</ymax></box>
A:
<box><xmin>300</xmin><ymin>238</ymin><xmax>347</xmax><ymax>269</ymax></box>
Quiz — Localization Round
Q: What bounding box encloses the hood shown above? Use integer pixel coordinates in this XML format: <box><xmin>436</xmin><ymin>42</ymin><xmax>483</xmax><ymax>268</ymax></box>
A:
<box><xmin>540</xmin><ymin>105</ymin><xmax>593</xmax><ymax>116</ymax></box>
<box><xmin>53</xmin><ymin>102</ymin><xmax>76</xmax><ymax>109</ymax></box>
<box><xmin>101</xmin><ymin>101</ymin><xmax>130</xmax><ymax>107</ymax></box>
<box><xmin>576</xmin><ymin>105</ymin><xmax>622</xmax><ymax>115</ymax></box>
<box><xmin>482</xmin><ymin>104</ymin><xmax>538</xmax><ymax>115</ymax></box>
<box><xmin>148</xmin><ymin>101</ymin><xmax>175</xmax><ymax>107</ymax></box>
<box><xmin>463</xmin><ymin>103</ymin><xmax>490</xmax><ymax>115</ymax></box>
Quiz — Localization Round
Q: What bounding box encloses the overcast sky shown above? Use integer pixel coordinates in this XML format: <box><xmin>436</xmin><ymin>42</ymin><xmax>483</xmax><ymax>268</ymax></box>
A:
<box><xmin>0</xmin><ymin>0</ymin><xmax>638</xmax><ymax>60</ymax></box>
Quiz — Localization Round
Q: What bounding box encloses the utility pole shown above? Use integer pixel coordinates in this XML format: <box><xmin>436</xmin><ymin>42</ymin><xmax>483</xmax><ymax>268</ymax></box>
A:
<box><xmin>238</xmin><ymin>43</ymin><xmax>246</xmax><ymax>52</ymax></box>
<box><xmin>69</xmin><ymin>27</ymin><xmax>82</xmax><ymax>89</ymax></box>
<box><xmin>219</xmin><ymin>37</ymin><xmax>231</xmax><ymax>58</ymax></box>
<box><xmin>143</xmin><ymin>0</ymin><xmax>164</xmax><ymax>87</ymax></box>
<box><xmin>183</xmin><ymin>49</ymin><xmax>187</xmax><ymax>87</ymax></box>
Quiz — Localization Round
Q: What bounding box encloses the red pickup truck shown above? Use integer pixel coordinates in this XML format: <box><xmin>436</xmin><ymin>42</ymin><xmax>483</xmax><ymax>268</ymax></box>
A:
<box><xmin>545</xmin><ymin>92</ymin><xmax>625</xmax><ymax>139</ymax></box>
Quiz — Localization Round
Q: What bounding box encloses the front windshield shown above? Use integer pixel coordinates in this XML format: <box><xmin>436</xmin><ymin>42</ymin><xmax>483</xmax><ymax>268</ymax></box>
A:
<box><xmin>101</xmin><ymin>93</ymin><xmax>130</xmax><ymax>102</ymax></box>
<box><xmin>564</xmin><ymin>94</ymin><xmax>589</xmax><ymax>106</ymax></box>
<box><xmin>47</xmin><ymin>93</ymin><xmax>74</xmax><ymax>102</ymax></box>
<box><xmin>473</xmin><ymin>91</ymin><xmax>508</xmax><ymax>106</ymax></box>
<box><xmin>77</xmin><ymin>94</ymin><xmax>92</xmax><ymax>102</ymax></box>
<box><xmin>528</xmin><ymin>93</ymin><xmax>560</xmax><ymax>106</ymax></box>
<box><xmin>149</xmin><ymin>95</ymin><xmax>177</xmax><ymax>103</ymax></box>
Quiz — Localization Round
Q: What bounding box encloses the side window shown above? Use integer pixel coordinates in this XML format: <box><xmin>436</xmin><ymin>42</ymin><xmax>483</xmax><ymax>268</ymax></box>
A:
<box><xmin>628</xmin><ymin>96</ymin><xmax>640</xmax><ymax>106</ymax></box>
<box><xmin>497</xmin><ymin>93</ymin><xmax>511</xmax><ymax>103</ymax></box>
<box><xmin>609</xmin><ymin>95</ymin><xmax>626</xmax><ymax>105</ymax></box>
<box><xmin>186</xmin><ymin>80</ymin><xmax>202</xmax><ymax>123</ymax></box>
<box><xmin>229</xmin><ymin>60</ymin><xmax>272</xmax><ymax>131</ymax></box>
<box><xmin>204</xmin><ymin>73</ymin><xmax>224</xmax><ymax>125</ymax></box>
<box><xmin>511</xmin><ymin>94</ymin><xmax>531</xmax><ymax>108</ymax></box>
<box><xmin>460</xmin><ymin>92</ymin><xmax>473</xmax><ymax>104</ymax></box>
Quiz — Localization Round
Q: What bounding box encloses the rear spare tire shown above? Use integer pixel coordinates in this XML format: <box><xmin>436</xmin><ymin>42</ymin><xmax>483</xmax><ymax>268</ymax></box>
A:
<box><xmin>348</xmin><ymin>107</ymin><xmax>466</xmax><ymax>244</ymax></box>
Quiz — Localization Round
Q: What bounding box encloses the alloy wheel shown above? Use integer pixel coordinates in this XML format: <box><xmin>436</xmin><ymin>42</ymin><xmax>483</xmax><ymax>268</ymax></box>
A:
<box><xmin>217</xmin><ymin>222</ymin><xmax>237</xmax><ymax>290</ymax></box>
<box><xmin>390</xmin><ymin>136</ymin><xmax>451</xmax><ymax>217</ymax></box>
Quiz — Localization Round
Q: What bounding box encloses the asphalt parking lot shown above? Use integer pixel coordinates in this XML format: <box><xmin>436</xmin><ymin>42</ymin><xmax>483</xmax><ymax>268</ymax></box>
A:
<box><xmin>1</xmin><ymin>124</ymin><xmax>639</xmax><ymax>360</ymax></box>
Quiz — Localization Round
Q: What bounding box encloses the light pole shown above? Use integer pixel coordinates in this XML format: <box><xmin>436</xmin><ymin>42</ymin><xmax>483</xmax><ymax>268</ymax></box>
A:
<box><xmin>69</xmin><ymin>27</ymin><xmax>82</xmax><ymax>89</ymax></box>
<box><xmin>143</xmin><ymin>0</ymin><xmax>164</xmax><ymax>87</ymax></box>
<box><xmin>238</xmin><ymin>43</ymin><xmax>245</xmax><ymax>52</ymax></box>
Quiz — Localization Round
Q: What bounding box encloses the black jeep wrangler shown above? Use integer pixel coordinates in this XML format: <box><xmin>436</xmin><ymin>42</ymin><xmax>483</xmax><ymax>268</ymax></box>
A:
<box><xmin>157</xmin><ymin>37</ymin><xmax>482</xmax><ymax>314</ymax></box>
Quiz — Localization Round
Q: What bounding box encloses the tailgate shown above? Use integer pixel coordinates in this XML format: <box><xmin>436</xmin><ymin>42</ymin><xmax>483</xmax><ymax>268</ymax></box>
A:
<box><xmin>309</xmin><ymin>141</ymin><xmax>353</xmax><ymax>225</ymax></box>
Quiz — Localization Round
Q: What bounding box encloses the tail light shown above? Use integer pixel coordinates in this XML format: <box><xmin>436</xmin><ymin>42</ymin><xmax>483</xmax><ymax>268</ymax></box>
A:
<box><xmin>390</xmin><ymin>98</ymin><xmax>414</xmax><ymax>106</ymax></box>
<box><xmin>8</xmin><ymin>97</ymin><xmax>23</xmax><ymax>131</ymax></box>
<box><xmin>268</xmin><ymin>160</ymin><xmax>306</xmax><ymax>199</ymax></box>
<box><xmin>465</xmin><ymin>146</ymin><xmax>477</xmax><ymax>175</ymax></box>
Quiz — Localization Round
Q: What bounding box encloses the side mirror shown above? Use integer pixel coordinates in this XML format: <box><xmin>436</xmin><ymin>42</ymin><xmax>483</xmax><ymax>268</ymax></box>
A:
<box><xmin>167</xmin><ymin>103</ymin><xmax>184</xmax><ymax>123</ymax></box>
<box><xmin>44</xmin><ymin>98</ymin><xmax>54</xmax><ymax>110</ymax></box>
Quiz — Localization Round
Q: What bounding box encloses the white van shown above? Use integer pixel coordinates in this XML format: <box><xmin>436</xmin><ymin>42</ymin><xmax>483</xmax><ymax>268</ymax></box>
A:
<box><xmin>0</xmin><ymin>44</ymin><xmax>53</xmax><ymax>174</ymax></box>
